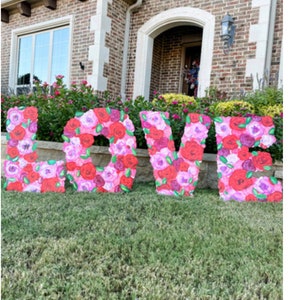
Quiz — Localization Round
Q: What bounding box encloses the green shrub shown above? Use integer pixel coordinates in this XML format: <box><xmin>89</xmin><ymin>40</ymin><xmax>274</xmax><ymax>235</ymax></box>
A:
<box><xmin>211</xmin><ymin>100</ymin><xmax>255</xmax><ymax>117</ymax></box>
<box><xmin>1</xmin><ymin>78</ymin><xmax>283</xmax><ymax>161</ymax></box>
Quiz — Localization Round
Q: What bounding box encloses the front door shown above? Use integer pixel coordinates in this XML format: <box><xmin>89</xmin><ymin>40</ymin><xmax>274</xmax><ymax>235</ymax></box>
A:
<box><xmin>182</xmin><ymin>45</ymin><xmax>201</xmax><ymax>96</ymax></box>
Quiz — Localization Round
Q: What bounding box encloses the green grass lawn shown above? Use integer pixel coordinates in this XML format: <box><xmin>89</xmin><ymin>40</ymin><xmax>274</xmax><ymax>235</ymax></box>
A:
<box><xmin>1</xmin><ymin>182</ymin><xmax>282</xmax><ymax>300</ymax></box>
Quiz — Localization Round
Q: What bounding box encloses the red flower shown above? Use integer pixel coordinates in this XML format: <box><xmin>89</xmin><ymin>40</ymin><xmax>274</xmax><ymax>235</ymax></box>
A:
<box><xmin>94</xmin><ymin>108</ymin><xmax>110</xmax><ymax>123</ymax></box>
<box><xmin>267</xmin><ymin>191</ymin><xmax>283</xmax><ymax>202</ymax></box>
<box><xmin>157</xmin><ymin>183</ymin><xmax>171</xmax><ymax>191</ymax></box>
<box><xmin>120</xmin><ymin>176</ymin><xmax>134</xmax><ymax>188</ymax></box>
<box><xmin>238</xmin><ymin>146</ymin><xmax>251</xmax><ymax>160</ymax></box>
<box><xmin>261</xmin><ymin>116</ymin><xmax>274</xmax><ymax>127</ymax></box>
<box><xmin>223</xmin><ymin>135</ymin><xmax>239</xmax><ymax>150</ymax></box>
<box><xmin>7</xmin><ymin>181</ymin><xmax>23</xmax><ymax>192</ymax></box>
<box><xmin>252</xmin><ymin>152</ymin><xmax>272</xmax><ymax>170</ymax></box>
<box><xmin>158</xmin><ymin>165</ymin><xmax>177</xmax><ymax>181</ymax></box>
<box><xmin>97</xmin><ymin>187</ymin><xmax>108</xmax><ymax>193</ymax></box>
<box><xmin>179</xmin><ymin>161</ymin><xmax>190</xmax><ymax>172</ymax></box>
<box><xmin>228</xmin><ymin>169</ymin><xmax>254</xmax><ymax>191</ymax></box>
<box><xmin>109</xmin><ymin>122</ymin><xmax>126</xmax><ymax>141</ymax></box>
<box><xmin>180</xmin><ymin>140</ymin><xmax>203</xmax><ymax>161</ymax></box>
<box><xmin>229</xmin><ymin>117</ymin><xmax>246</xmax><ymax>131</ymax></box>
<box><xmin>7</xmin><ymin>146</ymin><xmax>19</xmax><ymax>158</ymax></box>
<box><xmin>10</xmin><ymin>125</ymin><xmax>26</xmax><ymax>140</ymax></box>
<box><xmin>123</xmin><ymin>154</ymin><xmax>138</xmax><ymax>169</ymax></box>
<box><xmin>148</xmin><ymin>127</ymin><xmax>164</xmax><ymax>140</ymax></box>
<box><xmin>167</xmin><ymin>140</ymin><xmax>175</xmax><ymax>151</ymax></box>
<box><xmin>41</xmin><ymin>177</ymin><xmax>64</xmax><ymax>193</ymax></box>
<box><xmin>65</xmin><ymin>118</ymin><xmax>80</xmax><ymax>133</ymax></box>
<box><xmin>27</xmin><ymin>171</ymin><xmax>40</xmax><ymax>183</ymax></box>
<box><xmin>148</xmin><ymin>146</ymin><xmax>157</xmax><ymax>155</ymax></box>
<box><xmin>66</xmin><ymin>162</ymin><xmax>77</xmax><ymax>171</ymax></box>
<box><xmin>189</xmin><ymin>113</ymin><xmax>201</xmax><ymax>123</ymax></box>
<box><xmin>218</xmin><ymin>180</ymin><xmax>225</xmax><ymax>193</ymax></box>
<box><xmin>246</xmin><ymin>194</ymin><xmax>257</xmax><ymax>202</ymax></box>
<box><xmin>78</xmin><ymin>133</ymin><xmax>94</xmax><ymax>148</ymax></box>
<box><xmin>80</xmin><ymin>162</ymin><xmax>96</xmax><ymax>180</ymax></box>
<box><xmin>24</xmin><ymin>152</ymin><xmax>38</xmax><ymax>163</ymax></box>
<box><xmin>24</xmin><ymin>107</ymin><xmax>38</xmax><ymax>121</ymax></box>
<box><xmin>23</xmin><ymin>164</ymin><xmax>33</xmax><ymax>173</ymax></box>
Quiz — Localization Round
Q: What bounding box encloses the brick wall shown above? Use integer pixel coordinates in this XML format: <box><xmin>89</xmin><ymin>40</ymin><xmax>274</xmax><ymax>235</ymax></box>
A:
<box><xmin>1</xmin><ymin>0</ymin><xmax>283</xmax><ymax>100</ymax></box>
<box><xmin>1</xmin><ymin>0</ymin><xmax>97</xmax><ymax>92</ymax></box>
<box><xmin>126</xmin><ymin>0</ymin><xmax>283</xmax><ymax>98</ymax></box>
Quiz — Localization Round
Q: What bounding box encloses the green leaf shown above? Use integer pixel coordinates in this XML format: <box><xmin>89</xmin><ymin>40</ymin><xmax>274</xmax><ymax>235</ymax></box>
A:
<box><xmin>55</xmin><ymin>182</ymin><xmax>61</xmax><ymax>188</ymax></box>
<box><xmin>238</xmin><ymin>123</ymin><xmax>246</xmax><ymax>128</ymax></box>
<box><xmin>22</xmin><ymin>122</ymin><xmax>28</xmax><ymax>128</ymax></box>
<box><xmin>31</xmin><ymin>133</ymin><xmax>37</xmax><ymax>141</ymax></box>
<box><xmin>254</xmin><ymin>141</ymin><xmax>260</xmax><ymax>147</ymax></box>
<box><xmin>253</xmin><ymin>188</ymin><xmax>267</xmax><ymax>200</ymax></box>
<box><xmin>220</xmin><ymin>156</ymin><xmax>228</xmax><ymax>164</ymax></box>
<box><xmin>173</xmin><ymin>151</ymin><xmax>178</xmax><ymax>160</ymax></box>
<box><xmin>61</xmin><ymin>134</ymin><xmax>70</xmax><ymax>142</ymax></box>
<box><xmin>246</xmin><ymin>117</ymin><xmax>252</xmax><ymax>124</ymax></box>
<box><xmin>217</xmin><ymin>143</ymin><xmax>223</xmax><ymax>150</ymax></box>
<box><xmin>141</xmin><ymin>113</ymin><xmax>147</xmax><ymax>121</ymax></box>
<box><xmin>227</xmin><ymin>164</ymin><xmax>234</xmax><ymax>169</ymax></box>
<box><xmin>6</xmin><ymin>132</ymin><xmax>10</xmax><ymax>141</ymax></box>
<box><xmin>96</xmin><ymin>124</ymin><xmax>102</xmax><ymax>133</ymax></box>
<box><xmin>131</xmin><ymin>148</ymin><xmax>137</xmax><ymax>156</ymax></box>
<box><xmin>92</xmin><ymin>187</ymin><xmax>98</xmax><ymax>193</ymax></box>
<box><xmin>155</xmin><ymin>180</ymin><xmax>161</xmax><ymax>187</ymax></box>
<box><xmin>214</xmin><ymin>117</ymin><xmax>223</xmax><ymax>123</ymax></box>
<box><xmin>106</xmin><ymin>107</ymin><xmax>111</xmax><ymax>114</ymax></box>
<box><xmin>166</xmin><ymin>156</ymin><xmax>173</xmax><ymax>165</ymax></box>
<box><xmin>72</xmin><ymin>182</ymin><xmax>78</xmax><ymax>191</ymax></box>
<box><xmin>23</xmin><ymin>177</ymin><xmax>30</xmax><ymax>184</ymax></box>
<box><xmin>246</xmin><ymin>171</ymin><xmax>253</xmax><ymax>178</ymax></box>
<box><xmin>111</xmin><ymin>155</ymin><xmax>117</xmax><ymax>163</ymax></box>
<box><xmin>263</xmin><ymin>165</ymin><xmax>272</xmax><ymax>171</ymax></box>
<box><xmin>120</xmin><ymin>184</ymin><xmax>130</xmax><ymax>192</ymax></box>
<box><xmin>195</xmin><ymin>160</ymin><xmax>201</xmax><ymax>167</ymax></box>
<box><xmin>217</xmin><ymin>172</ymin><xmax>222</xmax><ymax>179</ymax></box>
<box><xmin>174</xmin><ymin>191</ymin><xmax>180</xmax><ymax>197</ymax></box>
<box><xmin>6</xmin><ymin>119</ymin><xmax>11</xmax><ymax>127</ymax></box>
<box><xmin>186</xmin><ymin>115</ymin><xmax>191</xmax><ymax>124</ymax></box>
<box><xmin>252</xmin><ymin>151</ymin><xmax>258</xmax><ymax>156</ymax></box>
<box><xmin>75</xmin><ymin>127</ymin><xmax>80</xmax><ymax>135</ymax></box>
<box><xmin>162</xmin><ymin>178</ymin><xmax>167</xmax><ymax>184</ymax></box>
<box><xmin>126</xmin><ymin>129</ymin><xmax>134</xmax><ymax>136</ymax></box>
<box><xmin>11</xmin><ymin>156</ymin><xmax>19</xmax><ymax>162</ymax></box>
<box><xmin>193</xmin><ymin>180</ymin><xmax>198</xmax><ymax>186</ymax></box>
<box><xmin>125</xmin><ymin>168</ymin><xmax>131</xmax><ymax>177</ymax></box>
<box><xmin>47</xmin><ymin>160</ymin><xmax>57</xmax><ymax>165</ymax></box>
<box><xmin>32</xmin><ymin>143</ymin><xmax>38</xmax><ymax>151</ymax></box>
<box><xmin>75</xmin><ymin>111</ymin><xmax>84</xmax><ymax>117</ymax></box>
<box><xmin>237</xmin><ymin>140</ymin><xmax>242</xmax><ymax>147</ymax></box>
<box><xmin>120</xmin><ymin>110</ymin><xmax>125</xmax><ymax>122</ymax></box>
<box><xmin>269</xmin><ymin>128</ymin><xmax>275</xmax><ymax>135</ymax></box>
<box><xmin>143</xmin><ymin>128</ymin><xmax>150</xmax><ymax>134</ymax></box>
<box><xmin>109</xmin><ymin>137</ymin><xmax>115</xmax><ymax>144</ymax></box>
<box><xmin>96</xmin><ymin>166</ymin><xmax>104</xmax><ymax>172</ymax></box>
<box><xmin>3</xmin><ymin>181</ymin><xmax>8</xmax><ymax>189</ymax></box>
<box><xmin>59</xmin><ymin>169</ymin><xmax>66</xmax><ymax>178</ymax></box>
<box><xmin>270</xmin><ymin>176</ymin><xmax>278</xmax><ymax>184</ymax></box>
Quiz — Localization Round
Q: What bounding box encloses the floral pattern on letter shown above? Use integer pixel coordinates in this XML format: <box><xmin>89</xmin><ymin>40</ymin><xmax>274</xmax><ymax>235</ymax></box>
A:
<box><xmin>62</xmin><ymin>108</ymin><xmax>137</xmax><ymax>193</ymax></box>
<box><xmin>214</xmin><ymin>116</ymin><xmax>282</xmax><ymax>201</ymax></box>
<box><xmin>4</xmin><ymin>107</ymin><xmax>65</xmax><ymax>193</ymax></box>
<box><xmin>140</xmin><ymin>111</ymin><xmax>211</xmax><ymax>196</ymax></box>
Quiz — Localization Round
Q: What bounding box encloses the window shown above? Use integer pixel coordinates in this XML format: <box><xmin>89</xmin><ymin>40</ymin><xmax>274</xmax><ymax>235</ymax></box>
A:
<box><xmin>16</xmin><ymin>26</ymin><xmax>70</xmax><ymax>94</ymax></box>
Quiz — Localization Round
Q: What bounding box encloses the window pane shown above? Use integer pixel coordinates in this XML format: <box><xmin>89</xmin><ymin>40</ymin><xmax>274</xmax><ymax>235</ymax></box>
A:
<box><xmin>33</xmin><ymin>32</ymin><xmax>50</xmax><ymax>83</ymax></box>
<box><xmin>17</xmin><ymin>36</ymin><xmax>32</xmax><ymax>85</ymax></box>
<box><xmin>51</xmin><ymin>27</ymin><xmax>69</xmax><ymax>84</ymax></box>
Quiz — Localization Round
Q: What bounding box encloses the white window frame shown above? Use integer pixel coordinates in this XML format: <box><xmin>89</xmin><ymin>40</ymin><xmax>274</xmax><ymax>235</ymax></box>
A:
<box><xmin>9</xmin><ymin>16</ymin><xmax>73</xmax><ymax>94</ymax></box>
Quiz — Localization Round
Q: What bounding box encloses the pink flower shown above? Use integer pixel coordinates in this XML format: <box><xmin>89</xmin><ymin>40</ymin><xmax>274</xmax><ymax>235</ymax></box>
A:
<box><xmin>172</xmin><ymin>114</ymin><xmax>181</xmax><ymax>120</ymax></box>
<box><xmin>56</xmin><ymin>75</ymin><xmax>64</xmax><ymax>80</ymax></box>
<box><xmin>81</xmin><ymin>80</ymin><xmax>88</xmax><ymax>85</ymax></box>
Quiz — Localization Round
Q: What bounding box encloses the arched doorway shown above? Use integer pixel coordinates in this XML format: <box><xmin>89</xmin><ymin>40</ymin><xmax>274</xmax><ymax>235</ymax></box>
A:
<box><xmin>150</xmin><ymin>25</ymin><xmax>203</xmax><ymax>98</ymax></box>
<box><xmin>133</xmin><ymin>7</ymin><xmax>215</xmax><ymax>99</ymax></box>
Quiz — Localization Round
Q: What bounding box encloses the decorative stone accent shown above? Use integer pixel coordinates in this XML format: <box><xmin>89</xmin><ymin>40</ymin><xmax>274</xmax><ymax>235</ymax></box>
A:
<box><xmin>1</xmin><ymin>134</ymin><xmax>283</xmax><ymax>190</ymax></box>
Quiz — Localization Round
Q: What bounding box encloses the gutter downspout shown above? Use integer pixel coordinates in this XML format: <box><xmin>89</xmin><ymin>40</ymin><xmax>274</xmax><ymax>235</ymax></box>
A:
<box><xmin>264</xmin><ymin>0</ymin><xmax>277</xmax><ymax>86</ymax></box>
<box><xmin>120</xmin><ymin>0</ymin><xmax>143</xmax><ymax>101</ymax></box>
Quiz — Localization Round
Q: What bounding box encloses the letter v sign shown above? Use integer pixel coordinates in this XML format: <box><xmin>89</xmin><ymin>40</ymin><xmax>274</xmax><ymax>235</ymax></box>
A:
<box><xmin>140</xmin><ymin>111</ymin><xmax>211</xmax><ymax>196</ymax></box>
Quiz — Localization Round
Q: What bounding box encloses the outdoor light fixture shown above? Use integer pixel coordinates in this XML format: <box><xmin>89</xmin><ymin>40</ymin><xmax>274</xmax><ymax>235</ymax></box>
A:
<box><xmin>221</xmin><ymin>13</ymin><xmax>236</xmax><ymax>54</ymax></box>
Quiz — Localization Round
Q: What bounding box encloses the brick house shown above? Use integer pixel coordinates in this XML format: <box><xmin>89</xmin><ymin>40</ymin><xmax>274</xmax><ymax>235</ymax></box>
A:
<box><xmin>1</xmin><ymin>0</ymin><xmax>283</xmax><ymax>100</ymax></box>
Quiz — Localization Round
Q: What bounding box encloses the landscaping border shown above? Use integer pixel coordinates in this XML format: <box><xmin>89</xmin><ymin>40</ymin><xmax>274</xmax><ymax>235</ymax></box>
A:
<box><xmin>1</xmin><ymin>133</ymin><xmax>283</xmax><ymax>190</ymax></box>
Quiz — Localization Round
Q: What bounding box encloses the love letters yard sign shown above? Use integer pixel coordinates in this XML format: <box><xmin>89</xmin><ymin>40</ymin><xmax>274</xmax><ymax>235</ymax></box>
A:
<box><xmin>4</xmin><ymin>107</ymin><xmax>282</xmax><ymax>202</ymax></box>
